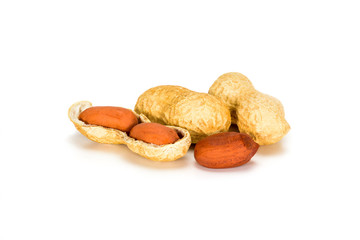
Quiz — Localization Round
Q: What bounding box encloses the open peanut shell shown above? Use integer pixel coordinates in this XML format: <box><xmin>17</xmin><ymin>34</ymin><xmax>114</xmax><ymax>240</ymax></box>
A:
<box><xmin>68</xmin><ymin>101</ymin><xmax>192</xmax><ymax>161</ymax></box>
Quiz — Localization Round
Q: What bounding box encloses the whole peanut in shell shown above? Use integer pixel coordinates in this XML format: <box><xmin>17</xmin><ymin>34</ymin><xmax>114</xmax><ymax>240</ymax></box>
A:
<box><xmin>134</xmin><ymin>85</ymin><xmax>232</xmax><ymax>143</ymax></box>
<box><xmin>194</xmin><ymin>132</ymin><xmax>259</xmax><ymax>169</ymax></box>
<box><xmin>209</xmin><ymin>72</ymin><xmax>290</xmax><ymax>145</ymax></box>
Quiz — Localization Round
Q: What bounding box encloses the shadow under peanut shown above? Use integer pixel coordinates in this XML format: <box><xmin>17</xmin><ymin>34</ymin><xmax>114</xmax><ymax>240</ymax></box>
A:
<box><xmin>193</xmin><ymin>160</ymin><xmax>257</xmax><ymax>173</ymax></box>
<box><xmin>257</xmin><ymin>141</ymin><xmax>285</xmax><ymax>156</ymax></box>
<box><xmin>67</xmin><ymin>133</ymin><xmax>190</xmax><ymax>169</ymax></box>
<box><xmin>228</xmin><ymin>124</ymin><xmax>240</xmax><ymax>132</ymax></box>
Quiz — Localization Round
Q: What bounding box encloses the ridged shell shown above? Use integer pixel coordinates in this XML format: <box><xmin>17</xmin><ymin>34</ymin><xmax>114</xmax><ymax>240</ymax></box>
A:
<box><xmin>209</xmin><ymin>72</ymin><xmax>290</xmax><ymax>145</ymax></box>
<box><xmin>68</xmin><ymin>101</ymin><xmax>191</xmax><ymax>161</ymax></box>
<box><xmin>134</xmin><ymin>86</ymin><xmax>231</xmax><ymax>143</ymax></box>
<box><xmin>125</xmin><ymin>126</ymin><xmax>191</xmax><ymax>161</ymax></box>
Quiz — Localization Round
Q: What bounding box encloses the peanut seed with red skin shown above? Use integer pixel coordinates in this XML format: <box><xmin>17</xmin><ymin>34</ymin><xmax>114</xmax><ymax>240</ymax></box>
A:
<box><xmin>194</xmin><ymin>132</ymin><xmax>259</xmax><ymax>169</ymax></box>
<box><xmin>79</xmin><ymin>106</ymin><xmax>138</xmax><ymax>132</ymax></box>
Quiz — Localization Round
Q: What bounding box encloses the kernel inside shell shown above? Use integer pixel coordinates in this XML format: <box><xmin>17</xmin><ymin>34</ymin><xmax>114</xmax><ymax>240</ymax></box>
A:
<box><xmin>129</xmin><ymin>123</ymin><xmax>180</xmax><ymax>145</ymax></box>
<box><xmin>68</xmin><ymin>101</ymin><xmax>192</xmax><ymax>161</ymax></box>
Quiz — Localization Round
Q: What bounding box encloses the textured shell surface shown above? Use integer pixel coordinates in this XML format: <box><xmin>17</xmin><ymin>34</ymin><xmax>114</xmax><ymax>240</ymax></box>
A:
<box><xmin>134</xmin><ymin>85</ymin><xmax>191</xmax><ymax>124</ymax></box>
<box><xmin>166</xmin><ymin>92</ymin><xmax>231</xmax><ymax>142</ymax></box>
<box><xmin>235</xmin><ymin>92</ymin><xmax>290</xmax><ymax>144</ymax></box>
<box><xmin>209</xmin><ymin>72</ymin><xmax>255</xmax><ymax>107</ymax></box>
<box><xmin>208</xmin><ymin>72</ymin><xmax>290</xmax><ymax>145</ymax></box>
<box><xmin>135</xmin><ymin>85</ymin><xmax>231</xmax><ymax>143</ymax></box>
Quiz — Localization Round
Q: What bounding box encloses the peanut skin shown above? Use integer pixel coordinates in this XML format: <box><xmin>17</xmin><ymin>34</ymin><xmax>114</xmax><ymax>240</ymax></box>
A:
<box><xmin>194</xmin><ymin>132</ymin><xmax>259</xmax><ymax>169</ymax></box>
<box><xmin>129</xmin><ymin>123</ymin><xmax>180</xmax><ymax>145</ymax></box>
<box><xmin>79</xmin><ymin>106</ymin><xmax>138</xmax><ymax>132</ymax></box>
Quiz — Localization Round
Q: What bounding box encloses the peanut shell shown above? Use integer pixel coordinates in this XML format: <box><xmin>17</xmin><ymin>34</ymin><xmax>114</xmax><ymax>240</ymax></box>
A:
<box><xmin>68</xmin><ymin>101</ymin><xmax>191</xmax><ymax>161</ymax></box>
<box><xmin>209</xmin><ymin>72</ymin><xmax>290</xmax><ymax>145</ymax></box>
<box><xmin>134</xmin><ymin>85</ymin><xmax>231</xmax><ymax>143</ymax></box>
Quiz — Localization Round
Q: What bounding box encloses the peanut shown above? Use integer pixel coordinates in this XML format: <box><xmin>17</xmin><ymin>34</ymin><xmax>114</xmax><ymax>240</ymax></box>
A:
<box><xmin>209</xmin><ymin>72</ymin><xmax>290</xmax><ymax>145</ymax></box>
<box><xmin>79</xmin><ymin>106</ymin><xmax>138</xmax><ymax>132</ymax></box>
<box><xmin>194</xmin><ymin>132</ymin><xmax>259</xmax><ymax>169</ymax></box>
<box><xmin>69</xmin><ymin>101</ymin><xmax>191</xmax><ymax>161</ymax></box>
<box><xmin>134</xmin><ymin>85</ymin><xmax>231</xmax><ymax>143</ymax></box>
<box><xmin>129</xmin><ymin>123</ymin><xmax>180</xmax><ymax>145</ymax></box>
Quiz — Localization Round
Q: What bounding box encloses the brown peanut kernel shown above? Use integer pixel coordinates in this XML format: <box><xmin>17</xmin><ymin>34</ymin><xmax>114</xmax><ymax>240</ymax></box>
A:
<box><xmin>79</xmin><ymin>106</ymin><xmax>138</xmax><ymax>132</ymax></box>
<box><xmin>129</xmin><ymin>123</ymin><xmax>180</xmax><ymax>145</ymax></box>
<box><xmin>194</xmin><ymin>132</ymin><xmax>259</xmax><ymax>169</ymax></box>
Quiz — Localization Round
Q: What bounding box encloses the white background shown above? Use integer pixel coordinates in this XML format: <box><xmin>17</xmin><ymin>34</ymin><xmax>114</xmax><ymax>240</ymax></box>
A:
<box><xmin>1</xmin><ymin>1</ymin><xmax>359</xmax><ymax>239</ymax></box>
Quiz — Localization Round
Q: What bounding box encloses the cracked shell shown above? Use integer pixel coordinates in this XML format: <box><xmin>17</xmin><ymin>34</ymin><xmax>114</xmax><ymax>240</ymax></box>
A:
<box><xmin>68</xmin><ymin>101</ymin><xmax>191</xmax><ymax>161</ymax></box>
